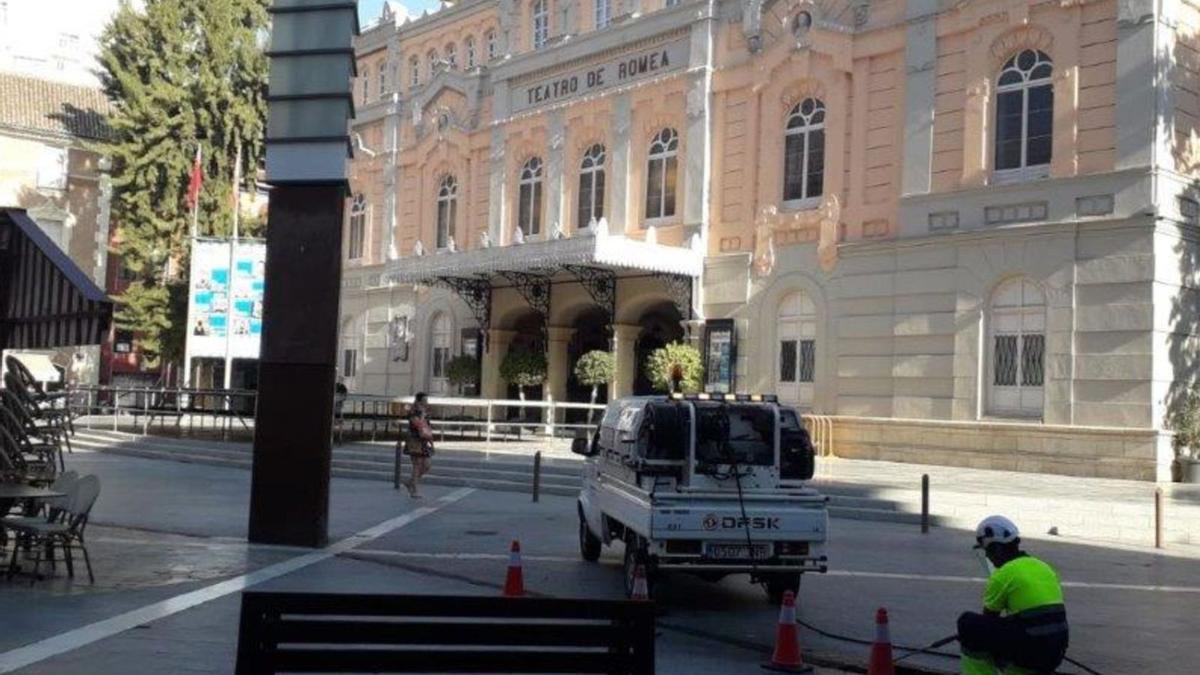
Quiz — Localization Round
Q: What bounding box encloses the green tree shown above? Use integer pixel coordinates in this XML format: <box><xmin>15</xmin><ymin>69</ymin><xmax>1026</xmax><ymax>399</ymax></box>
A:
<box><xmin>645</xmin><ymin>342</ymin><xmax>704</xmax><ymax>394</ymax></box>
<box><xmin>574</xmin><ymin>350</ymin><xmax>614</xmax><ymax>420</ymax></box>
<box><xmin>98</xmin><ymin>0</ymin><xmax>268</xmax><ymax>367</ymax></box>
<box><xmin>499</xmin><ymin>347</ymin><xmax>547</xmax><ymax>418</ymax></box>
<box><xmin>446</xmin><ymin>355</ymin><xmax>480</xmax><ymax>393</ymax></box>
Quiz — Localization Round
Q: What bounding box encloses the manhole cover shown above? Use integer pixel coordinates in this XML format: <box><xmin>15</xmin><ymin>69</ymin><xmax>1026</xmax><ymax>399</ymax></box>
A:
<box><xmin>465</xmin><ymin>530</ymin><xmax>498</xmax><ymax>536</ymax></box>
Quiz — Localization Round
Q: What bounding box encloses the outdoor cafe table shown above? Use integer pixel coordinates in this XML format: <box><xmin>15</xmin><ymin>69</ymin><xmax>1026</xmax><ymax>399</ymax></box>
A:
<box><xmin>0</xmin><ymin>485</ymin><xmax>66</xmax><ymax>500</ymax></box>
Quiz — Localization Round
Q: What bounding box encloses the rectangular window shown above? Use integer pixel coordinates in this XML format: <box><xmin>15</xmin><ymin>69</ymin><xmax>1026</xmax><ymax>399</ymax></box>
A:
<box><xmin>703</xmin><ymin>319</ymin><xmax>737</xmax><ymax>394</ymax></box>
<box><xmin>36</xmin><ymin>146</ymin><xmax>68</xmax><ymax>190</ymax></box>
<box><xmin>993</xmin><ymin>335</ymin><xmax>1018</xmax><ymax>386</ymax></box>
<box><xmin>343</xmin><ymin>349</ymin><xmax>358</xmax><ymax>378</ymax></box>
<box><xmin>783</xmin><ymin>133</ymin><xmax>805</xmax><ymax>201</ymax></box>
<box><xmin>645</xmin><ymin>159</ymin><xmax>664</xmax><ymax>219</ymax></box>
<box><xmin>595</xmin><ymin>0</ymin><xmax>611</xmax><ymax>28</ymax></box>
<box><xmin>797</xmin><ymin>339</ymin><xmax>816</xmax><ymax>383</ymax></box>
<box><xmin>663</xmin><ymin>155</ymin><xmax>677</xmax><ymax>217</ymax></box>
<box><xmin>1021</xmin><ymin>334</ymin><xmax>1045</xmax><ymax>387</ymax></box>
<box><xmin>779</xmin><ymin>340</ymin><xmax>797</xmax><ymax>383</ymax></box>
<box><xmin>1025</xmin><ymin>84</ymin><xmax>1054</xmax><ymax>167</ymax></box>
<box><xmin>432</xmin><ymin>346</ymin><xmax>449</xmax><ymax>378</ymax></box>
<box><xmin>518</xmin><ymin>181</ymin><xmax>542</xmax><ymax>235</ymax></box>
<box><xmin>805</xmin><ymin>129</ymin><xmax>825</xmax><ymax>199</ymax></box>
<box><xmin>114</xmin><ymin>330</ymin><xmax>134</xmax><ymax>354</ymax></box>
<box><xmin>348</xmin><ymin>210</ymin><xmax>365</xmax><ymax>260</ymax></box>
<box><xmin>994</xmin><ymin>90</ymin><xmax>1024</xmax><ymax>171</ymax></box>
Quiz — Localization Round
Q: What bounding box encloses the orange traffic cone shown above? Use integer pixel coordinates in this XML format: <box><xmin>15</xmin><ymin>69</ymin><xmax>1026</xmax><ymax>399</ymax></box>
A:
<box><xmin>630</xmin><ymin>564</ymin><xmax>649</xmax><ymax>601</ymax></box>
<box><xmin>867</xmin><ymin>607</ymin><xmax>895</xmax><ymax>675</ymax></box>
<box><xmin>762</xmin><ymin>591</ymin><xmax>812</xmax><ymax>673</ymax></box>
<box><xmin>503</xmin><ymin>540</ymin><xmax>524</xmax><ymax>597</ymax></box>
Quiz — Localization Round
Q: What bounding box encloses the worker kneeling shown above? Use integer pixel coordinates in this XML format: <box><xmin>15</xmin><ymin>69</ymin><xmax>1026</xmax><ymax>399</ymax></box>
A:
<box><xmin>958</xmin><ymin>516</ymin><xmax>1069</xmax><ymax>675</ymax></box>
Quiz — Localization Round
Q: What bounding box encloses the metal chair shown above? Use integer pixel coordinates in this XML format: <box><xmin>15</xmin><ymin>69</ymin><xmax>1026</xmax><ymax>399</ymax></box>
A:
<box><xmin>5</xmin><ymin>474</ymin><xmax>100</xmax><ymax>584</ymax></box>
<box><xmin>2</xmin><ymin>375</ymin><xmax>71</xmax><ymax>455</ymax></box>
<box><xmin>0</xmin><ymin>396</ymin><xmax>62</xmax><ymax>473</ymax></box>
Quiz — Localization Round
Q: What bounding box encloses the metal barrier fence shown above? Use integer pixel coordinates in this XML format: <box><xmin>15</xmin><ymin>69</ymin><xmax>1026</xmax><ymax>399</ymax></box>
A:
<box><xmin>60</xmin><ymin>385</ymin><xmax>834</xmax><ymax>452</ymax></box>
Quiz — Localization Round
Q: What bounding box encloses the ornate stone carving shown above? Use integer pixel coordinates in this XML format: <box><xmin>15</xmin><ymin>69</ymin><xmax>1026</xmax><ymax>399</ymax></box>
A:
<box><xmin>752</xmin><ymin>194</ymin><xmax>843</xmax><ymax>274</ymax></box>
<box><xmin>989</xmin><ymin>25</ymin><xmax>1055</xmax><ymax>68</ymax></box>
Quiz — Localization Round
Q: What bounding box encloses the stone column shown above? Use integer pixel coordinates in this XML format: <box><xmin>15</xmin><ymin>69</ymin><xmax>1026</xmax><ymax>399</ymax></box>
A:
<box><xmin>488</xmin><ymin>126</ymin><xmax>507</xmax><ymax>244</ymax></box>
<box><xmin>545</xmin><ymin>326</ymin><xmax>575</xmax><ymax>404</ymax></box>
<box><xmin>609</xmin><ymin>93</ymin><xmax>632</xmax><ymax>233</ymax></box>
<box><xmin>900</xmin><ymin>0</ymin><xmax>937</xmax><ymax>196</ymax></box>
<box><xmin>481</xmin><ymin>328</ymin><xmax>515</xmax><ymax>399</ymax></box>
<box><xmin>546</xmin><ymin>110</ymin><xmax>566</xmax><ymax>237</ymax></box>
<box><xmin>611</xmin><ymin>323</ymin><xmax>640</xmax><ymax>399</ymax></box>
<box><xmin>384</xmin><ymin>109</ymin><xmax>400</xmax><ymax>260</ymax></box>
<box><xmin>1114</xmin><ymin>0</ymin><xmax>1158</xmax><ymax>171</ymax></box>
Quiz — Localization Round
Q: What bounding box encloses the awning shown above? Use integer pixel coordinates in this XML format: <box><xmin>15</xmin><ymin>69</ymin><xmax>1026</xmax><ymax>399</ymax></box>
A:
<box><xmin>0</xmin><ymin>208</ymin><xmax>113</xmax><ymax>350</ymax></box>
<box><xmin>383</xmin><ymin>227</ymin><xmax>703</xmax><ymax>285</ymax></box>
<box><xmin>5</xmin><ymin>352</ymin><xmax>61</xmax><ymax>383</ymax></box>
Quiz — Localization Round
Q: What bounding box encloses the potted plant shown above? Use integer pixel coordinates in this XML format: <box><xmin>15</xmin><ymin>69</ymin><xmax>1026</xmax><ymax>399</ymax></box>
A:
<box><xmin>574</xmin><ymin>350</ymin><xmax>615</xmax><ymax>422</ymax></box>
<box><xmin>499</xmin><ymin>347</ymin><xmax>547</xmax><ymax>420</ymax></box>
<box><xmin>1169</xmin><ymin>391</ymin><xmax>1200</xmax><ymax>483</ymax></box>
<box><xmin>445</xmin><ymin>355</ymin><xmax>479</xmax><ymax>396</ymax></box>
<box><xmin>645</xmin><ymin>342</ymin><xmax>704</xmax><ymax>394</ymax></box>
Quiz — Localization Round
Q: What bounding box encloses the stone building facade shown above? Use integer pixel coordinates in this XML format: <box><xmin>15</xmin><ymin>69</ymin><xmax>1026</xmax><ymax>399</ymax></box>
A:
<box><xmin>341</xmin><ymin>0</ymin><xmax>1200</xmax><ymax>481</ymax></box>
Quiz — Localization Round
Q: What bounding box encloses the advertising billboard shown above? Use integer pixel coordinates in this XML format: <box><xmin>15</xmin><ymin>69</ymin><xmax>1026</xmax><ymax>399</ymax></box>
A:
<box><xmin>186</xmin><ymin>239</ymin><xmax>265</xmax><ymax>360</ymax></box>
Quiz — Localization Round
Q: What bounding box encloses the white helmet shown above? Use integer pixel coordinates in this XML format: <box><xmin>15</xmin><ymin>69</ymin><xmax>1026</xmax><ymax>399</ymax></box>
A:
<box><xmin>975</xmin><ymin>515</ymin><xmax>1019</xmax><ymax>549</ymax></box>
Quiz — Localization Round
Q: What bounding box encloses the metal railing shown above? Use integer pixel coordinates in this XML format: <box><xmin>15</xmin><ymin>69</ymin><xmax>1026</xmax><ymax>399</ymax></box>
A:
<box><xmin>342</xmin><ymin>394</ymin><xmax>607</xmax><ymax>443</ymax></box>
<box><xmin>802</xmin><ymin>414</ymin><xmax>835</xmax><ymax>458</ymax></box>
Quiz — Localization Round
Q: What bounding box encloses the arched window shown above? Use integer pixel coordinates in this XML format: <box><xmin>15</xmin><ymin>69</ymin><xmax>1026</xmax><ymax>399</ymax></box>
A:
<box><xmin>436</xmin><ymin>175</ymin><xmax>457</xmax><ymax>250</ymax></box>
<box><xmin>988</xmin><ymin>278</ymin><xmax>1045</xmax><ymax>416</ymax></box>
<box><xmin>465</xmin><ymin>37</ymin><xmax>476</xmax><ymax>68</ymax></box>
<box><xmin>645</xmin><ymin>128</ymin><xmax>678</xmax><ymax>221</ymax></box>
<box><xmin>577</xmin><ymin>144</ymin><xmax>606</xmax><ymax>228</ymax></box>
<box><xmin>430</xmin><ymin>313</ymin><xmax>452</xmax><ymax>393</ymax></box>
<box><xmin>776</xmin><ymin>291</ymin><xmax>817</xmax><ymax>408</ymax></box>
<box><xmin>995</xmin><ymin>49</ymin><xmax>1053</xmax><ymax>174</ymax></box>
<box><xmin>486</xmin><ymin>29</ymin><xmax>498</xmax><ymax>60</ymax></box>
<box><xmin>532</xmin><ymin>0</ymin><xmax>549</xmax><ymax>50</ymax></box>
<box><xmin>427</xmin><ymin>49</ymin><xmax>438</xmax><ymax>78</ymax></box>
<box><xmin>410</xmin><ymin>55</ymin><xmax>420</xmax><ymax>87</ymax></box>
<box><xmin>783</xmin><ymin>98</ymin><xmax>825</xmax><ymax>204</ymax></box>
<box><xmin>444</xmin><ymin>42</ymin><xmax>457</xmax><ymax>68</ymax></box>
<box><xmin>360</xmin><ymin>65</ymin><xmax>371</xmax><ymax>104</ymax></box>
<box><xmin>595</xmin><ymin>0</ymin><xmax>612</xmax><ymax>29</ymax></box>
<box><xmin>518</xmin><ymin>157</ymin><xmax>544</xmax><ymax>237</ymax></box>
<box><xmin>348</xmin><ymin>193</ymin><xmax>367</xmax><ymax>260</ymax></box>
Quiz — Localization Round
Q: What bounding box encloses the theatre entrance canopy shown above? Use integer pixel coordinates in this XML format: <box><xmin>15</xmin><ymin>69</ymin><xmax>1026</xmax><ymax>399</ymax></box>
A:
<box><xmin>382</xmin><ymin>227</ymin><xmax>703</xmax><ymax>349</ymax></box>
<box><xmin>0</xmin><ymin>208</ymin><xmax>113</xmax><ymax>352</ymax></box>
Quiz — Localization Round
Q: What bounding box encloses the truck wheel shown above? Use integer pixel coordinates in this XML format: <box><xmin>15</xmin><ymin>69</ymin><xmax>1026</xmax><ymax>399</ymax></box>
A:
<box><xmin>622</xmin><ymin>536</ymin><xmax>654</xmax><ymax>600</ymax></box>
<box><xmin>764</xmin><ymin>573</ymin><xmax>801</xmax><ymax>605</ymax></box>
<box><xmin>578</xmin><ymin>512</ymin><xmax>602</xmax><ymax>562</ymax></box>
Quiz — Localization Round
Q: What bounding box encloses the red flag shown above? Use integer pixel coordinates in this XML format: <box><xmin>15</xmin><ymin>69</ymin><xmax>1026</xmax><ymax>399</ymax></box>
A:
<box><xmin>186</xmin><ymin>145</ymin><xmax>203</xmax><ymax>211</ymax></box>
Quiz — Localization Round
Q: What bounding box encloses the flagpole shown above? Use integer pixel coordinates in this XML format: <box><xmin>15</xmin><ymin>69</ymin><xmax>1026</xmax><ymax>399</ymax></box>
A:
<box><xmin>223</xmin><ymin>138</ymin><xmax>242</xmax><ymax>395</ymax></box>
<box><xmin>190</xmin><ymin>145</ymin><xmax>201</xmax><ymax>239</ymax></box>
<box><xmin>184</xmin><ymin>143</ymin><xmax>202</xmax><ymax>390</ymax></box>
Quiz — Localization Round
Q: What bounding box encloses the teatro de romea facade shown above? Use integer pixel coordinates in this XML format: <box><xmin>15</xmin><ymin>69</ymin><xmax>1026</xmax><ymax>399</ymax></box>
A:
<box><xmin>340</xmin><ymin>0</ymin><xmax>1200</xmax><ymax>482</ymax></box>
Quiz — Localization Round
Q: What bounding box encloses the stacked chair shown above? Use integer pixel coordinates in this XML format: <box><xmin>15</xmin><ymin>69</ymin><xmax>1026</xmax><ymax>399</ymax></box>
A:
<box><xmin>2</xmin><ymin>356</ymin><xmax>97</xmax><ymax>584</ymax></box>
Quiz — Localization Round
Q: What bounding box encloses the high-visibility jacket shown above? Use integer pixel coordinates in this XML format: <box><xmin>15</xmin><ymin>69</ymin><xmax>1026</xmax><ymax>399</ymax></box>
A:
<box><xmin>984</xmin><ymin>554</ymin><xmax>1069</xmax><ymax>640</ymax></box>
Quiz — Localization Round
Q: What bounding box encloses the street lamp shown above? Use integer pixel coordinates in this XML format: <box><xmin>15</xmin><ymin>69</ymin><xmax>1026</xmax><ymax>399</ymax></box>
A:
<box><xmin>248</xmin><ymin>0</ymin><xmax>358</xmax><ymax>548</ymax></box>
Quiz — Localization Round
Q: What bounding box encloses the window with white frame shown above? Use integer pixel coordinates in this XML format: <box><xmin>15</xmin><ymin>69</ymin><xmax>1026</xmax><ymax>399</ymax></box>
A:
<box><xmin>532</xmin><ymin>0</ymin><xmax>549</xmax><ymax>50</ymax></box>
<box><xmin>430</xmin><ymin>313</ymin><xmax>452</xmax><ymax>392</ymax></box>
<box><xmin>645</xmin><ymin>128</ymin><xmax>678</xmax><ymax>221</ymax></box>
<box><xmin>783</xmin><ymin>98</ymin><xmax>825</xmax><ymax>204</ymax></box>
<box><xmin>436</xmin><ymin>175</ymin><xmax>457</xmax><ymax>250</ymax></box>
<box><xmin>518</xmin><ymin>157</ymin><xmax>544</xmax><ymax>237</ymax></box>
<box><xmin>577</xmin><ymin>143</ymin><xmax>606</xmax><ymax>228</ymax></box>
<box><xmin>410</xmin><ymin>55</ymin><xmax>420</xmax><ymax>87</ymax></box>
<box><xmin>465</xmin><ymin>37</ymin><xmax>476</xmax><ymax>68</ymax></box>
<box><xmin>994</xmin><ymin>49</ymin><xmax>1053</xmax><ymax>174</ymax></box>
<box><xmin>427</xmin><ymin>49</ymin><xmax>438</xmax><ymax>78</ymax></box>
<box><xmin>486</xmin><ymin>30</ymin><xmax>497</xmax><ymax>60</ymax></box>
<box><xmin>348</xmin><ymin>193</ymin><xmax>366</xmax><ymax>260</ymax></box>
<box><xmin>360</xmin><ymin>65</ymin><xmax>370</xmax><ymax>103</ymax></box>
<box><xmin>595</xmin><ymin>0</ymin><xmax>612</xmax><ymax>28</ymax></box>
<box><xmin>988</xmin><ymin>278</ymin><xmax>1046</xmax><ymax>417</ymax></box>
<box><xmin>775</xmin><ymin>291</ymin><xmax>817</xmax><ymax>409</ymax></box>
<box><xmin>444</xmin><ymin>43</ymin><xmax>457</xmax><ymax>68</ymax></box>
<box><xmin>343</xmin><ymin>348</ymin><xmax>358</xmax><ymax>378</ymax></box>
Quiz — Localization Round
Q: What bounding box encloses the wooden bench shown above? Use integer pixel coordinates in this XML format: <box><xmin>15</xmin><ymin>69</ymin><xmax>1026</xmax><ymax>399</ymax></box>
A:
<box><xmin>234</xmin><ymin>591</ymin><xmax>655</xmax><ymax>674</ymax></box>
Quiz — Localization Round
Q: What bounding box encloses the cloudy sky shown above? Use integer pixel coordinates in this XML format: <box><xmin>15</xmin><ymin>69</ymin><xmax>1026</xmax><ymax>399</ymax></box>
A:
<box><xmin>358</xmin><ymin>0</ymin><xmax>442</xmax><ymax>25</ymax></box>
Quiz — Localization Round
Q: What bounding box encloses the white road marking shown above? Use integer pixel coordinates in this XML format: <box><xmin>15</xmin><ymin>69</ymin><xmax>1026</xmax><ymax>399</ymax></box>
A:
<box><xmin>0</xmin><ymin>487</ymin><xmax>475</xmax><ymax>674</ymax></box>
<box><xmin>349</xmin><ymin>551</ymin><xmax>1200</xmax><ymax>595</ymax></box>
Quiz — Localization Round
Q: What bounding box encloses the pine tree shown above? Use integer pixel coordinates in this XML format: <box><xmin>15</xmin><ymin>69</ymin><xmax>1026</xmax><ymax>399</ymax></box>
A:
<box><xmin>97</xmin><ymin>0</ymin><xmax>268</xmax><ymax>367</ymax></box>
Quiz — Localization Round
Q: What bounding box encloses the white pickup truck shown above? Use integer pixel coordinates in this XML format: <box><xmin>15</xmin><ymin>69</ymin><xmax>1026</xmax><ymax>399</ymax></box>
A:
<box><xmin>573</xmin><ymin>393</ymin><xmax>829</xmax><ymax>601</ymax></box>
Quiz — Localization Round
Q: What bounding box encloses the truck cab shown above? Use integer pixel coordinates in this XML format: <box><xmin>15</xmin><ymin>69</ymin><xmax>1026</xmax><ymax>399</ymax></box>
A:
<box><xmin>574</xmin><ymin>393</ymin><xmax>828</xmax><ymax>601</ymax></box>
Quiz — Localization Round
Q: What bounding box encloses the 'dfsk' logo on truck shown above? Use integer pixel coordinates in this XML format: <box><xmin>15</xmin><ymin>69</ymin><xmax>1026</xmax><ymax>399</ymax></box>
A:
<box><xmin>703</xmin><ymin>514</ymin><xmax>781</xmax><ymax>530</ymax></box>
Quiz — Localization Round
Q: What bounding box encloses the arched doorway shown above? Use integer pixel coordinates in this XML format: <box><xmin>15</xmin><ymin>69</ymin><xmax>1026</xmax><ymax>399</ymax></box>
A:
<box><xmin>566</xmin><ymin>307</ymin><xmax>610</xmax><ymax>421</ymax></box>
<box><xmin>633</xmin><ymin>302</ymin><xmax>684</xmax><ymax>396</ymax></box>
<box><xmin>504</xmin><ymin>311</ymin><xmax>544</xmax><ymax>420</ymax></box>
<box><xmin>775</xmin><ymin>290</ymin><xmax>817</xmax><ymax>409</ymax></box>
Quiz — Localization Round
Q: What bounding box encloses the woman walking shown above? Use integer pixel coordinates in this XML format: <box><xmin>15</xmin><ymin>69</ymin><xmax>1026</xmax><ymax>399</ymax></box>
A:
<box><xmin>402</xmin><ymin>392</ymin><xmax>435</xmax><ymax>498</ymax></box>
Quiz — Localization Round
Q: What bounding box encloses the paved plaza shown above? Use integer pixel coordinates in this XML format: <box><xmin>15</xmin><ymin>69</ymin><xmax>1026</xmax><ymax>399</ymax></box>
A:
<box><xmin>1</xmin><ymin>450</ymin><xmax>1198</xmax><ymax>674</ymax></box>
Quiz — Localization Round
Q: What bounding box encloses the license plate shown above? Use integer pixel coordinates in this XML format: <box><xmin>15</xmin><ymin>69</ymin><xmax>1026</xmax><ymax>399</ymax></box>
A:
<box><xmin>704</xmin><ymin>543</ymin><xmax>771</xmax><ymax>560</ymax></box>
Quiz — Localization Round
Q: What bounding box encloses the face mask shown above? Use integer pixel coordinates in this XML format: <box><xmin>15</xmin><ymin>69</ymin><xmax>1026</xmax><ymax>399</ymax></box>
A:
<box><xmin>974</xmin><ymin>547</ymin><xmax>994</xmax><ymax>577</ymax></box>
